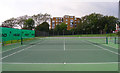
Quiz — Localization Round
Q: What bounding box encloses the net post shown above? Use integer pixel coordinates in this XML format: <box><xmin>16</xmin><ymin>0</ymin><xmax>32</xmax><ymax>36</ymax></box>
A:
<box><xmin>2</xmin><ymin>41</ymin><xmax>4</xmax><ymax>46</ymax></box>
<box><xmin>21</xmin><ymin>37</ymin><xmax>23</xmax><ymax>45</ymax></box>
<box><xmin>106</xmin><ymin>37</ymin><xmax>108</xmax><ymax>44</ymax></box>
<box><xmin>115</xmin><ymin>37</ymin><xmax>116</xmax><ymax>44</ymax></box>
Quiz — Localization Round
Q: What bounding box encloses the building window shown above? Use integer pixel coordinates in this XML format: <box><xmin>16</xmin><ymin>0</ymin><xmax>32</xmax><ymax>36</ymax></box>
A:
<box><xmin>70</xmin><ymin>25</ymin><xmax>73</xmax><ymax>27</ymax></box>
<box><xmin>78</xmin><ymin>21</ymin><xmax>80</xmax><ymax>23</ymax></box>
<box><xmin>66</xmin><ymin>22</ymin><xmax>68</xmax><ymax>24</ymax></box>
<box><xmin>66</xmin><ymin>19</ymin><xmax>68</xmax><ymax>21</ymax></box>
<box><xmin>70</xmin><ymin>23</ymin><xmax>73</xmax><ymax>27</ymax></box>
<box><xmin>52</xmin><ymin>26</ymin><xmax>55</xmax><ymax>29</ymax></box>
<box><xmin>56</xmin><ymin>18</ymin><xmax>58</xmax><ymax>19</ymax></box>
<box><xmin>52</xmin><ymin>20</ymin><xmax>55</xmax><ymax>22</ymax></box>
<box><xmin>75</xmin><ymin>24</ymin><xmax>77</xmax><ymax>27</ymax></box>
<box><xmin>70</xmin><ymin>19</ymin><xmax>73</xmax><ymax>22</ymax></box>
<box><xmin>59</xmin><ymin>21</ymin><xmax>60</xmax><ymax>22</ymax></box>
<box><xmin>59</xmin><ymin>18</ymin><xmax>61</xmax><ymax>19</ymax></box>
<box><xmin>61</xmin><ymin>21</ymin><xmax>62</xmax><ymax>22</ymax></box>
<box><xmin>52</xmin><ymin>24</ymin><xmax>55</xmax><ymax>27</ymax></box>
<box><xmin>56</xmin><ymin>20</ymin><xmax>58</xmax><ymax>22</ymax></box>
<box><xmin>65</xmin><ymin>16</ymin><xmax>68</xmax><ymax>18</ymax></box>
<box><xmin>75</xmin><ymin>18</ymin><xmax>76</xmax><ymax>20</ymax></box>
<box><xmin>52</xmin><ymin>22</ymin><xmax>55</xmax><ymax>24</ymax></box>
<box><xmin>70</xmin><ymin>16</ymin><xmax>73</xmax><ymax>18</ymax></box>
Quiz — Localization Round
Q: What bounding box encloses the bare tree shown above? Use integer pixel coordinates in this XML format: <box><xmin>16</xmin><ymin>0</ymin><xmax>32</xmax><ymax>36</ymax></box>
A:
<box><xmin>2</xmin><ymin>15</ymin><xmax>31</xmax><ymax>29</ymax></box>
<box><xmin>32</xmin><ymin>13</ymin><xmax>51</xmax><ymax>26</ymax></box>
<box><xmin>2</xmin><ymin>13</ymin><xmax>51</xmax><ymax>29</ymax></box>
<box><xmin>2</xmin><ymin>18</ymin><xmax>16</xmax><ymax>28</ymax></box>
<box><xmin>16</xmin><ymin>15</ymin><xmax>31</xmax><ymax>29</ymax></box>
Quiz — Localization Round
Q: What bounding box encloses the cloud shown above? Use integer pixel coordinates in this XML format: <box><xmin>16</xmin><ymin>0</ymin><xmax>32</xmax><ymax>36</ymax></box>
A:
<box><xmin>0</xmin><ymin>0</ymin><xmax>119</xmax><ymax>24</ymax></box>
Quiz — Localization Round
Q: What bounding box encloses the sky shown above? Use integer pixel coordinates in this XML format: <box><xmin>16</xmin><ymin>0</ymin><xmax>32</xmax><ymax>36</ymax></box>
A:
<box><xmin>0</xmin><ymin>0</ymin><xmax>119</xmax><ymax>24</ymax></box>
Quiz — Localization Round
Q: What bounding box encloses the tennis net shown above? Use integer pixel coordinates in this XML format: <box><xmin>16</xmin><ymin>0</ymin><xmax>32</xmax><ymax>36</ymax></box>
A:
<box><xmin>20</xmin><ymin>37</ymin><xmax>118</xmax><ymax>45</ymax></box>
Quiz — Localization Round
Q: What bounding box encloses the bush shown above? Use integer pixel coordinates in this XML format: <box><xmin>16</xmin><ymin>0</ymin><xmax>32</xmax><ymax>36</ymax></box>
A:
<box><xmin>116</xmin><ymin>31</ymin><xmax>120</xmax><ymax>36</ymax></box>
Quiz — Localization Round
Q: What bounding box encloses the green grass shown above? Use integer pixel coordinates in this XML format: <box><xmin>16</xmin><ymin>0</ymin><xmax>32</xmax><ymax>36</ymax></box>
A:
<box><xmin>2</xmin><ymin>40</ymin><xmax>21</xmax><ymax>46</ymax></box>
<box><xmin>2</xmin><ymin>38</ymin><xmax>35</xmax><ymax>46</ymax></box>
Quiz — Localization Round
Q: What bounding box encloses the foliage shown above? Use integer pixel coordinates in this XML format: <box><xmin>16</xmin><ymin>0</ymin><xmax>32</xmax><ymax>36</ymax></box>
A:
<box><xmin>2</xmin><ymin>18</ymin><xmax>16</xmax><ymax>28</ymax></box>
<box><xmin>2</xmin><ymin>12</ymin><xmax>118</xmax><ymax>35</ymax></box>
<box><xmin>101</xmin><ymin>16</ymin><xmax>118</xmax><ymax>33</ymax></box>
<box><xmin>76</xmin><ymin>13</ymin><xmax>118</xmax><ymax>34</ymax></box>
<box><xmin>23</xmin><ymin>18</ymin><xmax>35</xmax><ymax>30</ymax></box>
<box><xmin>50</xmin><ymin>13</ymin><xmax>118</xmax><ymax>35</ymax></box>
<box><xmin>116</xmin><ymin>31</ymin><xmax>120</xmax><ymax>36</ymax></box>
<box><xmin>54</xmin><ymin>23</ymin><xmax>67</xmax><ymax>32</ymax></box>
<box><xmin>2</xmin><ymin>13</ymin><xmax>51</xmax><ymax>29</ymax></box>
<box><xmin>59</xmin><ymin>23</ymin><xmax>67</xmax><ymax>31</ymax></box>
<box><xmin>54</xmin><ymin>25</ymin><xmax>60</xmax><ymax>32</ymax></box>
<box><xmin>35</xmin><ymin>22</ymin><xmax>49</xmax><ymax>31</ymax></box>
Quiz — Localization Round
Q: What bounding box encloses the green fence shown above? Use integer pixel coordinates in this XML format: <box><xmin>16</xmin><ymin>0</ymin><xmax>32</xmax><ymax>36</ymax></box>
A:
<box><xmin>0</xmin><ymin>27</ymin><xmax>35</xmax><ymax>45</ymax></box>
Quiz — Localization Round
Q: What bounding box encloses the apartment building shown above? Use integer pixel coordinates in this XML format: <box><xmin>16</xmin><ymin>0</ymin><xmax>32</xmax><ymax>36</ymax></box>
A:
<box><xmin>51</xmin><ymin>15</ymin><xmax>81</xmax><ymax>30</ymax></box>
<box><xmin>50</xmin><ymin>17</ymin><xmax>63</xmax><ymax>29</ymax></box>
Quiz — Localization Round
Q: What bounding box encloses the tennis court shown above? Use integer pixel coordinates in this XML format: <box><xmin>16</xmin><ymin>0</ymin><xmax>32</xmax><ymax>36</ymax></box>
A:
<box><xmin>1</xmin><ymin>37</ymin><xmax>119</xmax><ymax>71</ymax></box>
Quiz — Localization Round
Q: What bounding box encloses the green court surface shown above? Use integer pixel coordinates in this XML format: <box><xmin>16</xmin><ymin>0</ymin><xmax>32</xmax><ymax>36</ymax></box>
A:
<box><xmin>1</xmin><ymin>37</ymin><xmax>119</xmax><ymax>71</ymax></box>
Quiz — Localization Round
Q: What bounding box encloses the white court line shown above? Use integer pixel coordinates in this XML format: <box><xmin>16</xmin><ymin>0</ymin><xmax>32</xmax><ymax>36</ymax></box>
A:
<box><xmin>84</xmin><ymin>41</ymin><xmax>120</xmax><ymax>55</ymax></box>
<box><xmin>1</xmin><ymin>40</ymin><xmax>42</xmax><ymax>54</ymax></box>
<box><xmin>63</xmin><ymin>38</ymin><xmax>66</xmax><ymax>64</ymax></box>
<box><xmin>66</xmin><ymin>49</ymin><xmax>103</xmax><ymax>51</ymax></box>
<box><xmin>1</xmin><ymin>45</ymin><xmax>35</xmax><ymax>60</ymax></box>
<box><xmin>1</xmin><ymin>40</ymin><xmax>46</xmax><ymax>60</ymax></box>
<box><xmin>64</xmin><ymin>38</ymin><xmax>65</xmax><ymax>51</ymax></box>
<box><xmin>2</xmin><ymin>62</ymin><xmax>119</xmax><ymax>64</ymax></box>
<box><xmin>103</xmin><ymin>44</ymin><xmax>118</xmax><ymax>49</ymax></box>
<box><xmin>1</xmin><ymin>45</ymin><xmax>25</xmax><ymax>54</ymax></box>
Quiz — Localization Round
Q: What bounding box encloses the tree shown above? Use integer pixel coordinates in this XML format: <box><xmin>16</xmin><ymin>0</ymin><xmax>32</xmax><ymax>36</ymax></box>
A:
<box><xmin>53</xmin><ymin>23</ymin><xmax>67</xmax><ymax>35</ymax></box>
<box><xmin>54</xmin><ymin>23</ymin><xmax>67</xmax><ymax>32</ymax></box>
<box><xmin>2</xmin><ymin>13</ymin><xmax>51</xmax><ymax>29</ymax></box>
<box><xmin>104</xmin><ymin>24</ymin><xmax>108</xmax><ymax>34</ymax></box>
<box><xmin>70</xmin><ymin>28</ymin><xmax>76</xmax><ymax>35</ymax></box>
<box><xmin>35</xmin><ymin>22</ymin><xmax>49</xmax><ymax>31</ymax></box>
<box><xmin>54</xmin><ymin>24</ymin><xmax>60</xmax><ymax>35</ymax></box>
<box><xmin>23</xmin><ymin>18</ymin><xmax>35</xmax><ymax>30</ymax></box>
<box><xmin>32</xmin><ymin>13</ymin><xmax>51</xmax><ymax>26</ymax></box>
<box><xmin>2</xmin><ymin>15</ymin><xmax>31</xmax><ymax>29</ymax></box>
<box><xmin>81</xmin><ymin>13</ymin><xmax>104</xmax><ymax>34</ymax></box>
<box><xmin>59</xmin><ymin>23</ymin><xmax>67</xmax><ymax>31</ymax></box>
<box><xmin>101</xmin><ymin>16</ymin><xmax>118</xmax><ymax>33</ymax></box>
<box><xmin>79</xmin><ymin>13</ymin><xmax>118</xmax><ymax>34</ymax></box>
<box><xmin>16</xmin><ymin>15</ymin><xmax>31</xmax><ymax>29</ymax></box>
<box><xmin>2</xmin><ymin>18</ymin><xmax>16</xmax><ymax>28</ymax></box>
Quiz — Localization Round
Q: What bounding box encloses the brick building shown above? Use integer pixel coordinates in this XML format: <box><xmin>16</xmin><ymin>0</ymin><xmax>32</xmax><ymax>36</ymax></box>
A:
<box><xmin>50</xmin><ymin>15</ymin><xmax>81</xmax><ymax>30</ymax></box>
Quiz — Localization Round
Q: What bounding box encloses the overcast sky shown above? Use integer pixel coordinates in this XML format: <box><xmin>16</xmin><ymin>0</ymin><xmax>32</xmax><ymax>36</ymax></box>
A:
<box><xmin>0</xmin><ymin>0</ymin><xmax>119</xmax><ymax>24</ymax></box>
